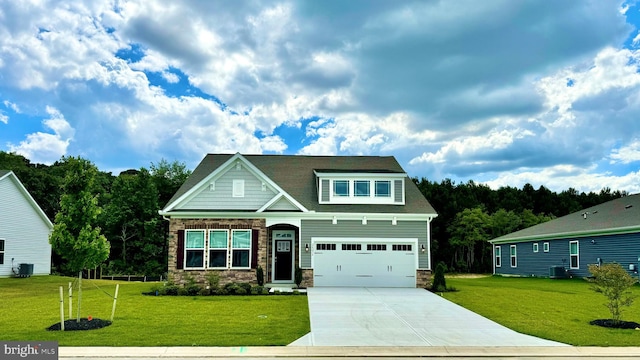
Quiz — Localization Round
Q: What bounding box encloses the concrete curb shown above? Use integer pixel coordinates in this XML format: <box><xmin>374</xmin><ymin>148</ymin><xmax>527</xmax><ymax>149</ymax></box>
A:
<box><xmin>60</xmin><ymin>346</ymin><xmax>640</xmax><ymax>358</ymax></box>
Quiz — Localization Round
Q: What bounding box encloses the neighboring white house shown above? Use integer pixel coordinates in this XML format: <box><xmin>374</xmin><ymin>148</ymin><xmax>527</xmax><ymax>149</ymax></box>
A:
<box><xmin>0</xmin><ymin>170</ymin><xmax>53</xmax><ymax>276</ymax></box>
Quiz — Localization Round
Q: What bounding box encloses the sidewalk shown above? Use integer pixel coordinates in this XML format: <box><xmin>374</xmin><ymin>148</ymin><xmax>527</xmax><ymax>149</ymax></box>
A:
<box><xmin>60</xmin><ymin>346</ymin><xmax>640</xmax><ymax>359</ymax></box>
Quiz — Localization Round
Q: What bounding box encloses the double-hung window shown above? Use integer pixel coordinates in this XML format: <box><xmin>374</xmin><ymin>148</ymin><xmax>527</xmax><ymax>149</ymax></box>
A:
<box><xmin>494</xmin><ymin>246</ymin><xmax>501</xmax><ymax>267</ymax></box>
<box><xmin>185</xmin><ymin>230</ymin><xmax>205</xmax><ymax>268</ymax></box>
<box><xmin>569</xmin><ymin>241</ymin><xmax>579</xmax><ymax>269</ymax></box>
<box><xmin>533</xmin><ymin>243</ymin><xmax>539</xmax><ymax>253</ymax></box>
<box><xmin>0</xmin><ymin>239</ymin><xmax>4</xmax><ymax>265</ymax></box>
<box><xmin>209</xmin><ymin>230</ymin><xmax>228</xmax><ymax>268</ymax></box>
<box><xmin>510</xmin><ymin>245</ymin><xmax>517</xmax><ymax>267</ymax></box>
<box><xmin>375</xmin><ymin>180</ymin><xmax>391</xmax><ymax>197</ymax></box>
<box><xmin>354</xmin><ymin>180</ymin><xmax>370</xmax><ymax>197</ymax></box>
<box><xmin>231</xmin><ymin>230</ymin><xmax>251</xmax><ymax>268</ymax></box>
<box><xmin>543</xmin><ymin>242</ymin><xmax>550</xmax><ymax>252</ymax></box>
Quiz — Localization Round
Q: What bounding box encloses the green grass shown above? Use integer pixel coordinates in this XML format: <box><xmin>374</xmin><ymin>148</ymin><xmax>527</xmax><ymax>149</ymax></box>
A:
<box><xmin>443</xmin><ymin>276</ymin><xmax>640</xmax><ymax>346</ymax></box>
<box><xmin>0</xmin><ymin>276</ymin><xmax>310</xmax><ymax>346</ymax></box>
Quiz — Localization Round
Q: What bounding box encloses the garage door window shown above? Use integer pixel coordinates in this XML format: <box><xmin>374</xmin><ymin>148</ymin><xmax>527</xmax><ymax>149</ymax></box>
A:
<box><xmin>392</xmin><ymin>244</ymin><xmax>412</xmax><ymax>251</ymax></box>
<box><xmin>367</xmin><ymin>244</ymin><xmax>387</xmax><ymax>251</ymax></box>
<box><xmin>316</xmin><ymin>243</ymin><xmax>336</xmax><ymax>250</ymax></box>
<box><xmin>342</xmin><ymin>243</ymin><xmax>362</xmax><ymax>251</ymax></box>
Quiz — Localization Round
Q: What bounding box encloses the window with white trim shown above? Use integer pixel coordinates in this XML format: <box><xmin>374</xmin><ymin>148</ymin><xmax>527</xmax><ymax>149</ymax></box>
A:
<box><xmin>533</xmin><ymin>243</ymin><xmax>539</xmax><ymax>253</ymax></box>
<box><xmin>569</xmin><ymin>241</ymin><xmax>579</xmax><ymax>269</ymax></box>
<box><xmin>375</xmin><ymin>180</ymin><xmax>391</xmax><ymax>197</ymax></box>
<box><xmin>354</xmin><ymin>180</ymin><xmax>370</xmax><ymax>197</ymax></box>
<box><xmin>510</xmin><ymin>245</ymin><xmax>517</xmax><ymax>267</ymax></box>
<box><xmin>543</xmin><ymin>242</ymin><xmax>549</xmax><ymax>252</ymax></box>
<box><xmin>185</xmin><ymin>230</ymin><xmax>205</xmax><ymax>269</ymax></box>
<box><xmin>208</xmin><ymin>230</ymin><xmax>228</xmax><ymax>268</ymax></box>
<box><xmin>231</xmin><ymin>230</ymin><xmax>251</xmax><ymax>268</ymax></box>
<box><xmin>0</xmin><ymin>239</ymin><xmax>4</xmax><ymax>265</ymax></box>
<box><xmin>333</xmin><ymin>180</ymin><xmax>349</xmax><ymax>197</ymax></box>
<box><xmin>495</xmin><ymin>246</ymin><xmax>501</xmax><ymax>268</ymax></box>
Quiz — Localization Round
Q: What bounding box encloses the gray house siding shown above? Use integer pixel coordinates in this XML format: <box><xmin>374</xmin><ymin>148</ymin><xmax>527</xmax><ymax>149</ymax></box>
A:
<box><xmin>495</xmin><ymin>232</ymin><xmax>640</xmax><ymax>278</ymax></box>
<box><xmin>300</xmin><ymin>219</ymin><xmax>429</xmax><ymax>269</ymax></box>
<box><xmin>178</xmin><ymin>164</ymin><xmax>276</xmax><ymax>210</ymax></box>
<box><xmin>0</xmin><ymin>176</ymin><xmax>52</xmax><ymax>277</ymax></box>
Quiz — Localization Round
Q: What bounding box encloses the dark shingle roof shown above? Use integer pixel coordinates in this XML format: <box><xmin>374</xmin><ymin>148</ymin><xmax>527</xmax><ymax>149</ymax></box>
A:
<box><xmin>491</xmin><ymin>193</ymin><xmax>640</xmax><ymax>243</ymax></box>
<box><xmin>164</xmin><ymin>154</ymin><xmax>437</xmax><ymax>215</ymax></box>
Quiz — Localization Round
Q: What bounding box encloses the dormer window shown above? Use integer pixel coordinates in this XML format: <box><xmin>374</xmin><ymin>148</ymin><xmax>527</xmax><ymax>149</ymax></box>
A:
<box><xmin>333</xmin><ymin>180</ymin><xmax>350</xmax><ymax>197</ymax></box>
<box><xmin>316</xmin><ymin>171</ymin><xmax>405</xmax><ymax>205</ymax></box>
<box><xmin>375</xmin><ymin>180</ymin><xmax>391</xmax><ymax>197</ymax></box>
<box><xmin>354</xmin><ymin>180</ymin><xmax>370</xmax><ymax>197</ymax></box>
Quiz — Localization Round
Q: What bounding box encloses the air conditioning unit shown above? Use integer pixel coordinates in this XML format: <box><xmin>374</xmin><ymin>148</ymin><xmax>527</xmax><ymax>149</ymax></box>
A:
<box><xmin>549</xmin><ymin>266</ymin><xmax>567</xmax><ymax>279</ymax></box>
<box><xmin>18</xmin><ymin>263</ymin><xmax>34</xmax><ymax>277</ymax></box>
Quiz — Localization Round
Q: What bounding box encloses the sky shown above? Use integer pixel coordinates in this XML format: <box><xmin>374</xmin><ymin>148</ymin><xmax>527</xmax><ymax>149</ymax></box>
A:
<box><xmin>1</xmin><ymin>1</ymin><xmax>640</xmax><ymax>194</ymax></box>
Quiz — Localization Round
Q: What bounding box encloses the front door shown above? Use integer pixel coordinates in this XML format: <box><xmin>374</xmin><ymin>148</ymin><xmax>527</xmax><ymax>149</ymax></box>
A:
<box><xmin>273</xmin><ymin>230</ymin><xmax>295</xmax><ymax>281</ymax></box>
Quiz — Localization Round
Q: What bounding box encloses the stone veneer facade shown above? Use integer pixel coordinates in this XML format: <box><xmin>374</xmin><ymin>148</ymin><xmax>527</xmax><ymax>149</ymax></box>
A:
<box><xmin>417</xmin><ymin>269</ymin><xmax>432</xmax><ymax>288</ymax></box>
<box><xmin>168</xmin><ymin>218</ymin><xmax>267</xmax><ymax>286</ymax></box>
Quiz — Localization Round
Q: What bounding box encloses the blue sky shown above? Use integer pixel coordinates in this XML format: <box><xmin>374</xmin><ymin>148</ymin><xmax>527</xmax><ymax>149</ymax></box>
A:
<box><xmin>1</xmin><ymin>0</ymin><xmax>640</xmax><ymax>193</ymax></box>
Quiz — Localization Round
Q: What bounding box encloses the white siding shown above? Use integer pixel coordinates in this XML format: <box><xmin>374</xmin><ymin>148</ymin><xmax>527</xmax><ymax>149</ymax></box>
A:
<box><xmin>178</xmin><ymin>165</ymin><xmax>277</xmax><ymax>210</ymax></box>
<box><xmin>0</xmin><ymin>176</ymin><xmax>52</xmax><ymax>276</ymax></box>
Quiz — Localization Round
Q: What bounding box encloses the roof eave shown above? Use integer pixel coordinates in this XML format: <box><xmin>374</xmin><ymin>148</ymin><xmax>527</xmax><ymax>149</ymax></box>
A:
<box><xmin>490</xmin><ymin>225</ymin><xmax>640</xmax><ymax>244</ymax></box>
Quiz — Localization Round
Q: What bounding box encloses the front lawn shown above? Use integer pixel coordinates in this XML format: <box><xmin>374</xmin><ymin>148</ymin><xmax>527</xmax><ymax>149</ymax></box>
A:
<box><xmin>0</xmin><ymin>276</ymin><xmax>309</xmax><ymax>346</ymax></box>
<box><xmin>443</xmin><ymin>276</ymin><xmax>640</xmax><ymax>346</ymax></box>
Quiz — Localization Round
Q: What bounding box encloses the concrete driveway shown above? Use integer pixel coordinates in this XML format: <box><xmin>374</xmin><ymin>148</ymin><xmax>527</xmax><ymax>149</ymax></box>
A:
<box><xmin>289</xmin><ymin>287</ymin><xmax>567</xmax><ymax>347</ymax></box>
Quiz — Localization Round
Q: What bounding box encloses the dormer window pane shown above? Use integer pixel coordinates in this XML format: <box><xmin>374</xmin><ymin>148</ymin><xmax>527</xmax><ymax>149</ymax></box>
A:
<box><xmin>354</xmin><ymin>180</ymin><xmax>370</xmax><ymax>197</ymax></box>
<box><xmin>375</xmin><ymin>180</ymin><xmax>391</xmax><ymax>197</ymax></box>
<box><xmin>334</xmin><ymin>180</ymin><xmax>349</xmax><ymax>197</ymax></box>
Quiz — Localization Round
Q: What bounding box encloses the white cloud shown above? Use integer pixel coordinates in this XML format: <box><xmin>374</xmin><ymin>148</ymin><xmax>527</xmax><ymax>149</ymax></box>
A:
<box><xmin>0</xmin><ymin>113</ymin><xmax>7</xmax><ymax>124</ymax></box>
<box><xmin>8</xmin><ymin>106</ymin><xmax>75</xmax><ymax>164</ymax></box>
<box><xmin>610</xmin><ymin>139</ymin><xmax>640</xmax><ymax>164</ymax></box>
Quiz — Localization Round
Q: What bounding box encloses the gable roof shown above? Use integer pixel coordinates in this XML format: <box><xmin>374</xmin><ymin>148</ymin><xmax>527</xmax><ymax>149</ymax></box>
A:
<box><xmin>0</xmin><ymin>170</ymin><xmax>54</xmax><ymax>230</ymax></box>
<box><xmin>491</xmin><ymin>193</ymin><xmax>640</xmax><ymax>244</ymax></box>
<box><xmin>163</xmin><ymin>154</ymin><xmax>437</xmax><ymax>215</ymax></box>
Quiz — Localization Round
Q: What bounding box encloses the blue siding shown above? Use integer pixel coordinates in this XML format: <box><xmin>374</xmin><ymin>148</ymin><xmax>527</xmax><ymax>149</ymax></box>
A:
<box><xmin>495</xmin><ymin>232</ymin><xmax>640</xmax><ymax>278</ymax></box>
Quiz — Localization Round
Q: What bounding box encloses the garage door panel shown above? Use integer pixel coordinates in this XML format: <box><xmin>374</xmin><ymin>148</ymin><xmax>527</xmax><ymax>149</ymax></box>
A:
<box><xmin>312</xmin><ymin>238</ymin><xmax>417</xmax><ymax>287</ymax></box>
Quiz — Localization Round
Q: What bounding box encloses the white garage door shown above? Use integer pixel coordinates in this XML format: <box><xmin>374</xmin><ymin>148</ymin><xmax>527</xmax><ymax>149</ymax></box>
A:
<box><xmin>312</xmin><ymin>238</ymin><xmax>417</xmax><ymax>287</ymax></box>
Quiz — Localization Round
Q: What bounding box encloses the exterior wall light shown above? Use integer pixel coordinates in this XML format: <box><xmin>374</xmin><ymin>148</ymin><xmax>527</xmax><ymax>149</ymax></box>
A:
<box><xmin>421</xmin><ymin>244</ymin><xmax>425</xmax><ymax>253</ymax></box>
<box><xmin>305</xmin><ymin>243</ymin><xmax>309</xmax><ymax>252</ymax></box>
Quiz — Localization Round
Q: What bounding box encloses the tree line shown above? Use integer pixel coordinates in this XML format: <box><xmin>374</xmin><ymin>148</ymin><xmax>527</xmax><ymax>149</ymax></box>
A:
<box><xmin>0</xmin><ymin>151</ymin><xmax>627</xmax><ymax>275</ymax></box>
<box><xmin>0</xmin><ymin>151</ymin><xmax>190</xmax><ymax>277</ymax></box>
<box><xmin>414</xmin><ymin>178</ymin><xmax>627</xmax><ymax>272</ymax></box>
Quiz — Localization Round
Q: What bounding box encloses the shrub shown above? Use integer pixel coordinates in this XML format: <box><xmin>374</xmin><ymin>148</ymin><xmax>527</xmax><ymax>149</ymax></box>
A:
<box><xmin>294</xmin><ymin>266</ymin><xmax>303</xmax><ymax>288</ymax></box>
<box><xmin>256</xmin><ymin>266</ymin><xmax>264</xmax><ymax>286</ymax></box>
<box><xmin>251</xmin><ymin>286</ymin><xmax>266</xmax><ymax>295</ymax></box>
<box><xmin>198</xmin><ymin>288</ymin><xmax>211</xmax><ymax>296</ymax></box>
<box><xmin>224</xmin><ymin>282</ymin><xmax>252</xmax><ymax>295</ymax></box>
<box><xmin>162</xmin><ymin>281</ymin><xmax>180</xmax><ymax>296</ymax></box>
<box><xmin>588</xmin><ymin>263</ymin><xmax>638</xmax><ymax>324</ymax></box>
<box><xmin>431</xmin><ymin>262</ymin><xmax>447</xmax><ymax>292</ymax></box>
<box><xmin>206</xmin><ymin>272</ymin><xmax>220</xmax><ymax>290</ymax></box>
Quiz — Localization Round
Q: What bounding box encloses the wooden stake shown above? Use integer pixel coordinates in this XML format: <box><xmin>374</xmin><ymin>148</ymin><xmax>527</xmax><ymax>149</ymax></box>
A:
<box><xmin>110</xmin><ymin>284</ymin><xmax>120</xmax><ymax>322</ymax></box>
<box><xmin>68</xmin><ymin>282</ymin><xmax>73</xmax><ymax>319</ymax></box>
<box><xmin>77</xmin><ymin>271</ymin><xmax>82</xmax><ymax>322</ymax></box>
<box><xmin>59</xmin><ymin>286</ymin><xmax>65</xmax><ymax>331</ymax></box>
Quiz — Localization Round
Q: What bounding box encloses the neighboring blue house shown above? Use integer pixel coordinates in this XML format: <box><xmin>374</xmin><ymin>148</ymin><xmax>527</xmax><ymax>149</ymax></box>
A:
<box><xmin>0</xmin><ymin>170</ymin><xmax>53</xmax><ymax>277</ymax></box>
<box><xmin>490</xmin><ymin>193</ymin><xmax>640</xmax><ymax>278</ymax></box>
<box><xmin>159</xmin><ymin>153</ymin><xmax>438</xmax><ymax>288</ymax></box>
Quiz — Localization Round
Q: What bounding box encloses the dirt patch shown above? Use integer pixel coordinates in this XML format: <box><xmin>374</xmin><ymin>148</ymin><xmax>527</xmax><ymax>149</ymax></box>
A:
<box><xmin>590</xmin><ymin>319</ymin><xmax>640</xmax><ymax>330</ymax></box>
<box><xmin>47</xmin><ymin>318</ymin><xmax>112</xmax><ymax>331</ymax></box>
<box><xmin>447</xmin><ymin>273</ymin><xmax>492</xmax><ymax>279</ymax></box>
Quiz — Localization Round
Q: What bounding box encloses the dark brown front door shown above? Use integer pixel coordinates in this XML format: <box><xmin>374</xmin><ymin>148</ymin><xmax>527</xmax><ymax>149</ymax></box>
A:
<box><xmin>275</xmin><ymin>239</ymin><xmax>293</xmax><ymax>281</ymax></box>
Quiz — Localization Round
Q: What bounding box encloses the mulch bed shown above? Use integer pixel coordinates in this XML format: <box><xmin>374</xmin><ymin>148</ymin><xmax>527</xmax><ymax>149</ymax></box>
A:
<box><xmin>47</xmin><ymin>318</ymin><xmax>112</xmax><ymax>331</ymax></box>
<box><xmin>590</xmin><ymin>319</ymin><xmax>640</xmax><ymax>329</ymax></box>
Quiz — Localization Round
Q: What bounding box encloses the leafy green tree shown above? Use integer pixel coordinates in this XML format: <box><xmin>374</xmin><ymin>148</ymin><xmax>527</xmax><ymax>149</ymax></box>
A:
<box><xmin>49</xmin><ymin>157</ymin><xmax>110</xmax><ymax>321</ymax></box>
<box><xmin>448</xmin><ymin>207</ymin><xmax>491</xmax><ymax>271</ymax></box>
<box><xmin>588</xmin><ymin>263</ymin><xmax>637</xmax><ymax>324</ymax></box>
<box><xmin>103</xmin><ymin>168</ymin><xmax>163</xmax><ymax>276</ymax></box>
